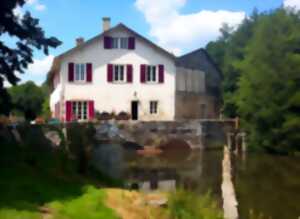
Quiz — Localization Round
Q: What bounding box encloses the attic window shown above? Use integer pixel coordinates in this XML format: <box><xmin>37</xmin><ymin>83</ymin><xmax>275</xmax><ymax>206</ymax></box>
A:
<box><xmin>104</xmin><ymin>36</ymin><xmax>135</xmax><ymax>50</ymax></box>
<box><xmin>120</xmin><ymin>38</ymin><xmax>129</xmax><ymax>49</ymax></box>
<box><xmin>112</xmin><ymin>38</ymin><xmax>119</xmax><ymax>49</ymax></box>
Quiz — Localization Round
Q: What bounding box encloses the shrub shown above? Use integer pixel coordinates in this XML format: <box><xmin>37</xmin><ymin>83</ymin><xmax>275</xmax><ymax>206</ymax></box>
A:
<box><xmin>97</xmin><ymin>112</ymin><xmax>114</xmax><ymax>121</ymax></box>
<box><xmin>0</xmin><ymin>115</ymin><xmax>10</xmax><ymax>126</ymax></box>
<box><xmin>115</xmin><ymin>111</ymin><xmax>131</xmax><ymax>120</ymax></box>
<box><xmin>168</xmin><ymin>188</ymin><xmax>223</xmax><ymax>219</ymax></box>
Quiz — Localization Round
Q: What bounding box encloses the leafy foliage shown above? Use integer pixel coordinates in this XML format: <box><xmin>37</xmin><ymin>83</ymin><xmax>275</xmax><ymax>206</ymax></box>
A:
<box><xmin>207</xmin><ymin>8</ymin><xmax>300</xmax><ymax>153</ymax></box>
<box><xmin>9</xmin><ymin>81</ymin><xmax>46</xmax><ymax>120</ymax></box>
<box><xmin>0</xmin><ymin>0</ymin><xmax>61</xmax><ymax>114</ymax></box>
<box><xmin>168</xmin><ymin>189</ymin><xmax>223</xmax><ymax>219</ymax></box>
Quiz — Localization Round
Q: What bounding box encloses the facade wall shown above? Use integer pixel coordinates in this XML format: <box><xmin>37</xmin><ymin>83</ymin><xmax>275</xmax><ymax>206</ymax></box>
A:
<box><xmin>175</xmin><ymin>92</ymin><xmax>219</xmax><ymax>119</ymax></box>
<box><xmin>52</xmin><ymin>28</ymin><xmax>176</xmax><ymax>121</ymax></box>
<box><xmin>175</xmin><ymin>67</ymin><xmax>219</xmax><ymax>119</ymax></box>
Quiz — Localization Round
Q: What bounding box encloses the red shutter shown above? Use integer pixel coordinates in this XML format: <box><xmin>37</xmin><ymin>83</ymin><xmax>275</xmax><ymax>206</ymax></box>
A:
<box><xmin>127</xmin><ymin>64</ymin><xmax>133</xmax><ymax>83</ymax></box>
<box><xmin>107</xmin><ymin>64</ymin><xmax>113</xmax><ymax>82</ymax></box>
<box><xmin>104</xmin><ymin>36</ymin><xmax>112</xmax><ymax>49</ymax></box>
<box><xmin>88</xmin><ymin>101</ymin><xmax>95</xmax><ymax>120</ymax></box>
<box><xmin>158</xmin><ymin>65</ymin><xmax>164</xmax><ymax>83</ymax></box>
<box><xmin>68</xmin><ymin>63</ymin><xmax>74</xmax><ymax>82</ymax></box>
<box><xmin>128</xmin><ymin>37</ymin><xmax>135</xmax><ymax>50</ymax></box>
<box><xmin>140</xmin><ymin>64</ymin><xmax>146</xmax><ymax>83</ymax></box>
<box><xmin>66</xmin><ymin>101</ymin><xmax>72</xmax><ymax>122</ymax></box>
<box><xmin>86</xmin><ymin>63</ymin><xmax>92</xmax><ymax>82</ymax></box>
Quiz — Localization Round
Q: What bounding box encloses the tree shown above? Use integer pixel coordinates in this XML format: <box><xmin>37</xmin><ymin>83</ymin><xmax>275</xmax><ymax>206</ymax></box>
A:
<box><xmin>236</xmin><ymin>9</ymin><xmax>300</xmax><ymax>153</ymax></box>
<box><xmin>42</xmin><ymin>96</ymin><xmax>51</xmax><ymax>120</ymax></box>
<box><xmin>206</xmin><ymin>10</ymin><xmax>262</xmax><ymax>117</ymax></box>
<box><xmin>9</xmin><ymin>81</ymin><xmax>45</xmax><ymax>120</ymax></box>
<box><xmin>207</xmin><ymin>8</ymin><xmax>300</xmax><ymax>153</ymax></box>
<box><xmin>0</xmin><ymin>0</ymin><xmax>61</xmax><ymax>114</ymax></box>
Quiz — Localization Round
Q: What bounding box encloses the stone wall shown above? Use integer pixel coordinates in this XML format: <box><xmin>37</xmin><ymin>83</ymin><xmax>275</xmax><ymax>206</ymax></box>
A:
<box><xmin>175</xmin><ymin>91</ymin><xmax>219</xmax><ymax>119</ymax></box>
<box><xmin>175</xmin><ymin>66</ymin><xmax>220</xmax><ymax>120</ymax></box>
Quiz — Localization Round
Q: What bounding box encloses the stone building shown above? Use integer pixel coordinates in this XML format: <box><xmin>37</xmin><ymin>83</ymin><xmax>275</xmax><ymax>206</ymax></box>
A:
<box><xmin>175</xmin><ymin>49</ymin><xmax>222</xmax><ymax>119</ymax></box>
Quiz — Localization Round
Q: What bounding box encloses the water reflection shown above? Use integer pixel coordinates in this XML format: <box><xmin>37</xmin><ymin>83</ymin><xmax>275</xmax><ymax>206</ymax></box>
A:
<box><xmin>233</xmin><ymin>153</ymin><xmax>300</xmax><ymax>219</ymax></box>
<box><xmin>91</xmin><ymin>143</ymin><xmax>222</xmax><ymax>199</ymax></box>
<box><xmin>92</xmin><ymin>143</ymin><xmax>300</xmax><ymax>219</ymax></box>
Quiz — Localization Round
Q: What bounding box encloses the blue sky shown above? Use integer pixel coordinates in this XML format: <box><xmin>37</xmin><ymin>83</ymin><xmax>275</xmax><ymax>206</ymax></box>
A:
<box><xmin>6</xmin><ymin>0</ymin><xmax>299</xmax><ymax>85</ymax></box>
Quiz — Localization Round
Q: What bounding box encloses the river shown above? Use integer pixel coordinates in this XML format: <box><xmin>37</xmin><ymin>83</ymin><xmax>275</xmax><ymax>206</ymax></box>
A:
<box><xmin>91</xmin><ymin>144</ymin><xmax>300</xmax><ymax>219</ymax></box>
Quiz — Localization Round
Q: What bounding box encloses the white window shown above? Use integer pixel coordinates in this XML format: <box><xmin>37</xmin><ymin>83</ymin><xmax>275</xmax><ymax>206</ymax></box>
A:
<box><xmin>75</xmin><ymin>64</ymin><xmax>86</xmax><ymax>82</ymax></box>
<box><xmin>72</xmin><ymin>101</ymin><xmax>88</xmax><ymax>120</ymax></box>
<box><xmin>150</xmin><ymin>101</ymin><xmax>158</xmax><ymax>114</ymax></box>
<box><xmin>113</xmin><ymin>65</ymin><xmax>126</xmax><ymax>82</ymax></box>
<box><xmin>146</xmin><ymin>65</ymin><xmax>157</xmax><ymax>82</ymax></box>
<box><xmin>112</xmin><ymin>37</ymin><xmax>119</xmax><ymax>49</ymax></box>
<box><xmin>120</xmin><ymin>37</ymin><xmax>129</xmax><ymax>49</ymax></box>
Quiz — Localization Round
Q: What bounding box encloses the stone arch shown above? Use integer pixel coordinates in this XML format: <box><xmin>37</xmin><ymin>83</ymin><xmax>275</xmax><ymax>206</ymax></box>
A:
<box><xmin>159</xmin><ymin>138</ymin><xmax>192</xmax><ymax>150</ymax></box>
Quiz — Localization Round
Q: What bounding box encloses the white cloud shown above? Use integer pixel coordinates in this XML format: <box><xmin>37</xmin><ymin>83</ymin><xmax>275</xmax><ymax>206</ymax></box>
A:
<box><xmin>14</xmin><ymin>0</ymin><xmax>46</xmax><ymax>15</ymax></box>
<box><xmin>135</xmin><ymin>0</ymin><xmax>245</xmax><ymax>55</ymax></box>
<box><xmin>27</xmin><ymin>55</ymin><xmax>54</xmax><ymax>76</ymax></box>
<box><xmin>284</xmin><ymin>0</ymin><xmax>300</xmax><ymax>10</ymax></box>
<box><xmin>13</xmin><ymin>6</ymin><xmax>23</xmax><ymax>17</ymax></box>
<box><xmin>26</xmin><ymin>0</ymin><xmax>37</xmax><ymax>5</ymax></box>
<box><xmin>35</xmin><ymin>4</ymin><xmax>46</xmax><ymax>11</ymax></box>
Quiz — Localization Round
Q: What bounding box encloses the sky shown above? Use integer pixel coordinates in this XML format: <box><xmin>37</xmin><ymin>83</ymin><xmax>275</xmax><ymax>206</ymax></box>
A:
<box><xmin>5</xmin><ymin>0</ymin><xmax>300</xmax><ymax>86</ymax></box>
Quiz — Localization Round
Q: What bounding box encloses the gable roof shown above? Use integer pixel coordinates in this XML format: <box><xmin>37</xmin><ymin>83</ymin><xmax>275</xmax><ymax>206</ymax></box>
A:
<box><xmin>176</xmin><ymin>48</ymin><xmax>223</xmax><ymax>97</ymax></box>
<box><xmin>47</xmin><ymin>23</ymin><xmax>175</xmax><ymax>88</ymax></box>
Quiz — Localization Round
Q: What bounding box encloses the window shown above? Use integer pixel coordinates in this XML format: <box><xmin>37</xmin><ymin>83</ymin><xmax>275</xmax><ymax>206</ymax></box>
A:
<box><xmin>113</xmin><ymin>65</ymin><xmax>125</xmax><ymax>82</ymax></box>
<box><xmin>72</xmin><ymin>101</ymin><xmax>88</xmax><ymax>120</ymax></box>
<box><xmin>150</xmin><ymin>101</ymin><xmax>158</xmax><ymax>114</ymax></box>
<box><xmin>112</xmin><ymin>37</ymin><xmax>119</xmax><ymax>49</ymax></box>
<box><xmin>75</xmin><ymin>64</ymin><xmax>86</xmax><ymax>82</ymax></box>
<box><xmin>146</xmin><ymin>65</ymin><xmax>157</xmax><ymax>82</ymax></box>
<box><xmin>120</xmin><ymin>38</ymin><xmax>129</xmax><ymax>49</ymax></box>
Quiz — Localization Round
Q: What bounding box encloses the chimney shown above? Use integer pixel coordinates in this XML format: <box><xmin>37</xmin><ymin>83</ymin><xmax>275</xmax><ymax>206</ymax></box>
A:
<box><xmin>102</xmin><ymin>17</ymin><xmax>111</xmax><ymax>32</ymax></box>
<box><xmin>76</xmin><ymin>37</ymin><xmax>84</xmax><ymax>46</ymax></box>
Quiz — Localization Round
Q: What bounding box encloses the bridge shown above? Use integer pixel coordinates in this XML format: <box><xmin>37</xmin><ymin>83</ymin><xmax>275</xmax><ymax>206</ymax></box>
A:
<box><xmin>95</xmin><ymin>119</ymin><xmax>238</xmax><ymax>149</ymax></box>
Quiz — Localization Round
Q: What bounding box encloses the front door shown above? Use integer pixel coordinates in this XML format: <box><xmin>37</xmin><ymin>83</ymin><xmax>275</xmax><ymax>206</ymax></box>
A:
<box><xmin>131</xmin><ymin>101</ymin><xmax>138</xmax><ymax>120</ymax></box>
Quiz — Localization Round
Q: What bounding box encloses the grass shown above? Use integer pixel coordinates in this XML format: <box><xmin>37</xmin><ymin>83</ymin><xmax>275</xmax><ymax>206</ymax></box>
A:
<box><xmin>0</xmin><ymin>124</ymin><xmax>120</xmax><ymax>219</ymax></box>
<box><xmin>0</xmin><ymin>124</ymin><xmax>225</xmax><ymax>219</ymax></box>
<box><xmin>167</xmin><ymin>188</ymin><xmax>224</xmax><ymax>219</ymax></box>
<box><xmin>0</xmin><ymin>164</ymin><xmax>120</xmax><ymax>219</ymax></box>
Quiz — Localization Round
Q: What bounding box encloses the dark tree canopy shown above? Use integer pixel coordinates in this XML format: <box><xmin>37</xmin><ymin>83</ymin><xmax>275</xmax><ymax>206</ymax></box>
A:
<box><xmin>9</xmin><ymin>81</ymin><xmax>46</xmax><ymax>120</ymax></box>
<box><xmin>0</xmin><ymin>0</ymin><xmax>61</xmax><ymax>114</ymax></box>
<box><xmin>206</xmin><ymin>8</ymin><xmax>300</xmax><ymax>153</ymax></box>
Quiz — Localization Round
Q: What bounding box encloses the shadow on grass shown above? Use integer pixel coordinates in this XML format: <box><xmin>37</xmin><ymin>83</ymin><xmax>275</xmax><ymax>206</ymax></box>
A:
<box><xmin>0</xmin><ymin>124</ymin><xmax>121</xmax><ymax>219</ymax></box>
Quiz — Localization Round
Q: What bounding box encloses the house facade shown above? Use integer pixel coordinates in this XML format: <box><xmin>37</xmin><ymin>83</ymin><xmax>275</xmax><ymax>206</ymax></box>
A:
<box><xmin>48</xmin><ymin>18</ymin><xmax>221</xmax><ymax>122</ymax></box>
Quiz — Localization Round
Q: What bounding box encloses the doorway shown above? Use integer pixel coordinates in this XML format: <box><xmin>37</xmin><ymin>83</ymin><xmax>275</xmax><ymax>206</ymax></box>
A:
<box><xmin>131</xmin><ymin>101</ymin><xmax>139</xmax><ymax>120</ymax></box>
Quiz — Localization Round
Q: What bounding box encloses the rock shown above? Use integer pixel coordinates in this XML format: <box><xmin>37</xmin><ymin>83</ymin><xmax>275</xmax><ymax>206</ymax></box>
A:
<box><xmin>45</xmin><ymin>131</ymin><xmax>61</xmax><ymax>147</ymax></box>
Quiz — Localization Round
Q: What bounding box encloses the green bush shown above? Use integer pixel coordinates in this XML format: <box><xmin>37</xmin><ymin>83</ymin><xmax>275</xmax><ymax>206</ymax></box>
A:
<box><xmin>168</xmin><ymin>189</ymin><xmax>223</xmax><ymax>219</ymax></box>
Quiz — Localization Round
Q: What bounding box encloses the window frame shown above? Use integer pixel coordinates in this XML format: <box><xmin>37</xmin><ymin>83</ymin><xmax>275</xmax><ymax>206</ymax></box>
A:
<box><xmin>111</xmin><ymin>37</ymin><xmax>119</xmax><ymax>49</ymax></box>
<box><xmin>146</xmin><ymin>65</ymin><xmax>158</xmax><ymax>83</ymax></box>
<box><xmin>113</xmin><ymin>64</ymin><xmax>126</xmax><ymax>83</ymax></box>
<box><xmin>72</xmin><ymin>101</ymin><xmax>88</xmax><ymax>121</ymax></box>
<box><xmin>120</xmin><ymin>37</ymin><xmax>129</xmax><ymax>49</ymax></box>
<box><xmin>74</xmin><ymin>63</ymin><xmax>86</xmax><ymax>82</ymax></box>
<box><xmin>149</xmin><ymin>101</ymin><xmax>158</xmax><ymax>114</ymax></box>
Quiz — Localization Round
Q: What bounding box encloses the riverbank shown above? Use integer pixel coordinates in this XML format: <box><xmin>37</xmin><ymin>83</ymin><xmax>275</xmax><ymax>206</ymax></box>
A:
<box><xmin>0</xmin><ymin>124</ymin><xmax>224</xmax><ymax>219</ymax></box>
<box><xmin>0</xmin><ymin>162</ymin><xmax>224</xmax><ymax>219</ymax></box>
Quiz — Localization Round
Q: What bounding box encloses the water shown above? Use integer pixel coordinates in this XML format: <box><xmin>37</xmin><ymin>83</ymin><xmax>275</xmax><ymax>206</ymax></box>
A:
<box><xmin>92</xmin><ymin>144</ymin><xmax>222</xmax><ymax>200</ymax></box>
<box><xmin>233</xmin><ymin>153</ymin><xmax>300</xmax><ymax>219</ymax></box>
<box><xmin>91</xmin><ymin>144</ymin><xmax>300</xmax><ymax>219</ymax></box>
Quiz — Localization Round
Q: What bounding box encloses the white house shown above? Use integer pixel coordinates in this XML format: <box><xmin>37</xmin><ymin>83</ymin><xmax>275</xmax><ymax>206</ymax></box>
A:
<box><xmin>48</xmin><ymin>18</ymin><xmax>176</xmax><ymax>122</ymax></box>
